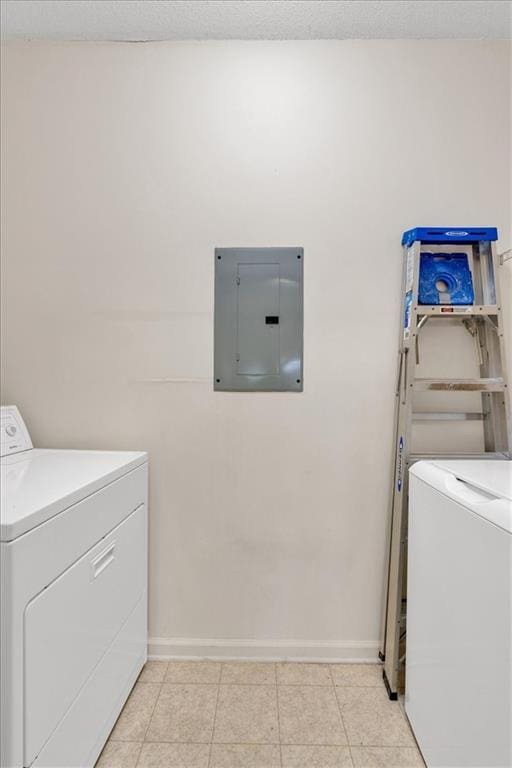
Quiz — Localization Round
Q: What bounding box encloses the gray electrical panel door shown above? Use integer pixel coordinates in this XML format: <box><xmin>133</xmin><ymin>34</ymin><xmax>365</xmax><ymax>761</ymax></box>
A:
<box><xmin>214</xmin><ymin>247</ymin><xmax>303</xmax><ymax>391</ymax></box>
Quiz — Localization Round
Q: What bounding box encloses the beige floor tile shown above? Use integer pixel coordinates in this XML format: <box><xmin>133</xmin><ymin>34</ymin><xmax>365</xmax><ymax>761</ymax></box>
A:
<box><xmin>110</xmin><ymin>683</ymin><xmax>161</xmax><ymax>741</ymax></box>
<box><xmin>165</xmin><ymin>661</ymin><xmax>221</xmax><ymax>684</ymax></box>
<box><xmin>276</xmin><ymin>663</ymin><xmax>333</xmax><ymax>686</ymax></box>
<box><xmin>282</xmin><ymin>745</ymin><xmax>353</xmax><ymax>767</ymax></box>
<box><xmin>137</xmin><ymin>742</ymin><xmax>210</xmax><ymax>767</ymax></box>
<box><xmin>278</xmin><ymin>685</ymin><xmax>347</xmax><ymax>745</ymax></box>
<box><xmin>95</xmin><ymin>740</ymin><xmax>142</xmax><ymax>767</ymax></box>
<box><xmin>221</xmin><ymin>662</ymin><xmax>276</xmax><ymax>685</ymax></box>
<box><xmin>145</xmin><ymin>684</ymin><xmax>218</xmax><ymax>743</ymax></box>
<box><xmin>210</xmin><ymin>744</ymin><xmax>281</xmax><ymax>767</ymax></box>
<box><xmin>330</xmin><ymin>665</ymin><xmax>382</xmax><ymax>688</ymax></box>
<box><xmin>137</xmin><ymin>743</ymin><xmax>210</xmax><ymax>768</ymax></box>
<box><xmin>351</xmin><ymin>746</ymin><xmax>425</xmax><ymax>767</ymax></box>
<box><xmin>139</xmin><ymin>661</ymin><xmax>169</xmax><ymax>683</ymax></box>
<box><xmin>213</xmin><ymin>684</ymin><xmax>279</xmax><ymax>744</ymax></box>
<box><xmin>335</xmin><ymin>688</ymin><xmax>415</xmax><ymax>747</ymax></box>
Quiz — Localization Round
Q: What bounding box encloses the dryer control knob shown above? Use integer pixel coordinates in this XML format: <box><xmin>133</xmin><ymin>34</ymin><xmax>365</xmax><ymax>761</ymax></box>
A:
<box><xmin>5</xmin><ymin>425</ymin><xmax>17</xmax><ymax>436</ymax></box>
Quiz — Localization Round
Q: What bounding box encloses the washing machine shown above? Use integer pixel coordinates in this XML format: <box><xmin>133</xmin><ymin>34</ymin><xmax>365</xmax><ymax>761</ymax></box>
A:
<box><xmin>0</xmin><ymin>406</ymin><xmax>148</xmax><ymax>768</ymax></box>
<box><xmin>406</xmin><ymin>459</ymin><xmax>511</xmax><ymax>768</ymax></box>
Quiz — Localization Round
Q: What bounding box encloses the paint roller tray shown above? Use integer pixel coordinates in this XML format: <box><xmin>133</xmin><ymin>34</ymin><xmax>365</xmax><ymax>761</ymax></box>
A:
<box><xmin>418</xmin><ymin>252</ymin><xmax>474</xmax><ymax>305</ymax></box>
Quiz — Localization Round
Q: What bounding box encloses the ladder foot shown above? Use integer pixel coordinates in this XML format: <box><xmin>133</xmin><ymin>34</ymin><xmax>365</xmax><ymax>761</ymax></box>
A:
<box><xmin>382</xmin><ymin>669</ymin><xmax>398</xmax><ymax>701</ymax></box>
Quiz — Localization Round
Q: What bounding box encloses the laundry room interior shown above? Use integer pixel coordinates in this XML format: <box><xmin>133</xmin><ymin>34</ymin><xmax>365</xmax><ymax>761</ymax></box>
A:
<box><xmin>0</xmin><ymin>2</ymin><xmax>511</xmax><ymax>768</ymax></box>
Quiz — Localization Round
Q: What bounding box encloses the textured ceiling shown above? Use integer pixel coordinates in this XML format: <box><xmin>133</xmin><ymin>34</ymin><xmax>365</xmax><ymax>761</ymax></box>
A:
<box><xmin>1</xmin><ymin>0</ymin><xmax>511</xmax><ymax>41</ymax></box>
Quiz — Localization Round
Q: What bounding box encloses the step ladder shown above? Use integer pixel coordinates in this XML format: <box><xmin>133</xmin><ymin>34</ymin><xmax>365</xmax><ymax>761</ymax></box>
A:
<box><xmin>380</xmin><ymin>226</ymin><xmax>511</xmax><ymax>699</ymax></box>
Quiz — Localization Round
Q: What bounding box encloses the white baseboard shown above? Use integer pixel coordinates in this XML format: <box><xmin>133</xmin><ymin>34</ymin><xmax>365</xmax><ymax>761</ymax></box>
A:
<box><xmin>148</xmin><ymin>637</ymin><xmax>380</xmax><ymax>663</ymax></box>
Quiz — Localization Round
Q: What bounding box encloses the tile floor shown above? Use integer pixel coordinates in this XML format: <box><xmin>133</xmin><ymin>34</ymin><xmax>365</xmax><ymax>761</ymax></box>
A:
<box><xmin>96</xmin><ymin>661</ymin><xmax>425</xmax><ymax>768</ymax></box>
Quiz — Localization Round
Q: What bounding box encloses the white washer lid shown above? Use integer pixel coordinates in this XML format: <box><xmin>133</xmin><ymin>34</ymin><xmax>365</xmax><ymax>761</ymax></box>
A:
<box><xmin>411</xmin><ymin>459</ymin><xmax>512</xmax><ymax>534</ymax></box>
<box><xmin>1</xmin><ymin>448</ymin><xmax>147</xmax><ymax>542</ymax></box>
<box><xmin>428</xmin><ymin>459</ymin><xmax>512</xmax><ymax>501</ymax></box>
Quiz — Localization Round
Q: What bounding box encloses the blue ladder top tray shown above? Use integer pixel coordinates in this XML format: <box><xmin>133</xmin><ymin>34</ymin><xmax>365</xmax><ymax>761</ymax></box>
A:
<box><xmin>402</xmin><ymin>227</ymin><xmax>497</xmax><ymax>247</ymax></box>
<box><xmin>419</xmin><ymin>252</ymin><xmax>474</xmax><ymax>305</ymax></box>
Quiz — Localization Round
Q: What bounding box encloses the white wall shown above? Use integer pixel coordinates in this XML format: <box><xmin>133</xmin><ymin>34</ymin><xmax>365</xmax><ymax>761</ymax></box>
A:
<box><xmin>1</xmin><ymin>40</ymin><xmax>510</xmax><ymax>660</ymax></box>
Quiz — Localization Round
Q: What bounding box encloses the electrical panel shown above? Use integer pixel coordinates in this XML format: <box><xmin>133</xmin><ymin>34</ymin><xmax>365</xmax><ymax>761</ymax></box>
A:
<box><xmin>214</xmin><ymin>247</ymin><xmax>303</xmax><ymax>391</ymax></box>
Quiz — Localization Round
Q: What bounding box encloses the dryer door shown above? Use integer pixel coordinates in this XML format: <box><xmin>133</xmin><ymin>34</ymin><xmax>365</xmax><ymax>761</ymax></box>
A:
<box><xmin>24</xmin><ymin>503</ymin><xmax>146</xmax><ymax>766</ymax></box>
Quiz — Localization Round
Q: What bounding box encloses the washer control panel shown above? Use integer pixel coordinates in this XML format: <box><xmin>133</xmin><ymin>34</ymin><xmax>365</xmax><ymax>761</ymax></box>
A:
<box><xmin>1</xmin><ymin>406</ymin><xmax>33</xmax><ymax>457</ymax></box>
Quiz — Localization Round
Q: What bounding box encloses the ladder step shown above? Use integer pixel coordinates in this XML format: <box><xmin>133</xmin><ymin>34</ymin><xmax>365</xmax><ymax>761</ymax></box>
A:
<box><xmin>413</xmin><ymin>377</ymin><xmax>505</xmax><ymax>392</ymax></box>
<box><xmin>413</xmin><ymin>412</ymin><xmax>484</xmax><ymax>421</ymax></box>
<box><xmin>414</xmin><ymin>305</ymin><xmax>499</xmax><ymax>316</ymax></box>
<box><xmin>409</xmin><ymin>452</ymin><xmax>509</xmax><ymax>463</ymax></box>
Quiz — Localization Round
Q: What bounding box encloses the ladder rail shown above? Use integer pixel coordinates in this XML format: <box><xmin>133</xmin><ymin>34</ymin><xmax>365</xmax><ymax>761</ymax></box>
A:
<box><xmin>379</xmin><ymin>238</ymin><xmax>419</xmax><ymax>663</ymax></box>
<box><xmin>381</xmin><ymin>241</ymin><xmax>421</xmax><ymax>693</ymax></box>
<box><xmin>490</xmin><ymin>242</ymin><xmax>512</xmax><ymax>451</ymax></box>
